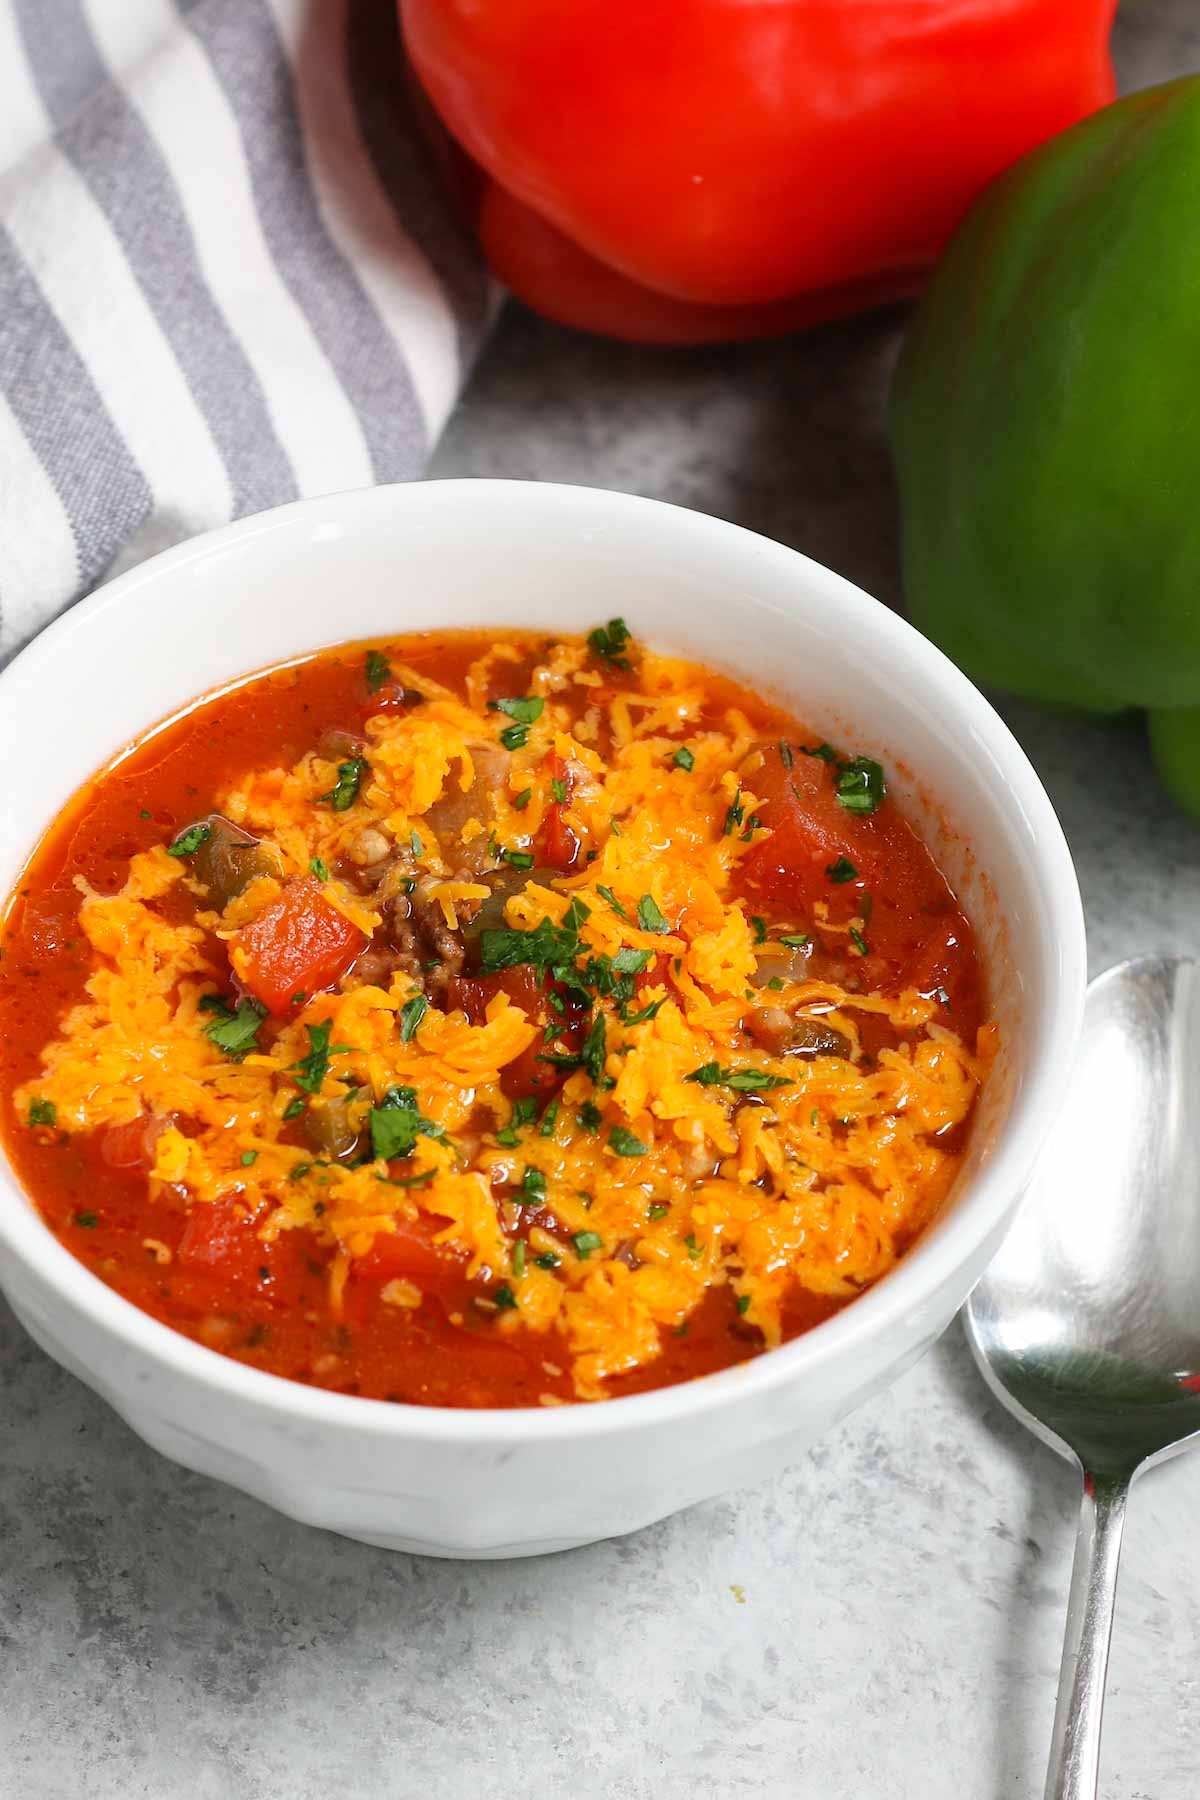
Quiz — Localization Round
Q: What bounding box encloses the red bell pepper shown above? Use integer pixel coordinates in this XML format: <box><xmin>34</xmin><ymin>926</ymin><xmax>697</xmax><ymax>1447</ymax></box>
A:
<box><xmin>540</xmin><ymin>753</ymin><xmax>580</xmax><ymax>871</ymax></box>
<box><xmin>401</xmin><ymin>0</ymin><xmax>1116</xmax><ymax>344</ymax></box>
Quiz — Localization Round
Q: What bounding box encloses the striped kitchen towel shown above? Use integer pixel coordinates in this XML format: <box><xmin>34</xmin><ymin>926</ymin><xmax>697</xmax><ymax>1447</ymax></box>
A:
<box><xmin>0</xmin><ymin>0</ymin><xmax>491</xmax><ymax>664</ymax></box>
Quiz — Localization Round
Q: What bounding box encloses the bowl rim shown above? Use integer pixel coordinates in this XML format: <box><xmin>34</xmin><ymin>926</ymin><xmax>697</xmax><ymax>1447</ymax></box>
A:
<box><xmin>0</xmin><ymin>478</ymin><xmax>1087</xmax><ymax>1443</ymax></box>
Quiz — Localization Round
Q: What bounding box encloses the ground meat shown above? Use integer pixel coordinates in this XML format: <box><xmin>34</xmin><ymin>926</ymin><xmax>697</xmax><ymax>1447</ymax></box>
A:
<box><xmin>398</xmin><ymin>877</ymin><xmax>468</xmax><ymax>1002</ymax></box>
<box><xmin>341</xmin><ymin>745</ymin><xmax>519</xmax><ymax>999</ymax></box>
<box><xmin>347</xmin><ymin>945</ymin><xmax>405</xmax><ymax>989</ymax></box>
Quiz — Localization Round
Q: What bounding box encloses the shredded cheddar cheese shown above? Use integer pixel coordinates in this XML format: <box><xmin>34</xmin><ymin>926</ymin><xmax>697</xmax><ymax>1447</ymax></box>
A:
<box><xmin>14</xmin><ymin>627</ymin><xmax>994</xmax><ymax>1402</ymax></box>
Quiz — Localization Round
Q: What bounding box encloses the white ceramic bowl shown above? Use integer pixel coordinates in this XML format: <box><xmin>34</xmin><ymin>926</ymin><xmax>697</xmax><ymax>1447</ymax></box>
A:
<box><xmin>0</xmin><ymin>480</ymin><xmax>1085</xmax><ymax>1558</ymax></box>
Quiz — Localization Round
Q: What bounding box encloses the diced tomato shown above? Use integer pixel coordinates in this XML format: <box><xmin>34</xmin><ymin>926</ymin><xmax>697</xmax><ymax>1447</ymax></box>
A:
<box><xmin>541</xmin><ymin>753</ymin><xmax>580</xmax><ymax>871</ymax></box>
<box><xmin>234</xmin><ymin>876</ymin><xmax>365</xmax><ymax>1014</ymax></box>
<box><xmin>446</xmin><ymin>963</ymin><xmax>539</xmax><ymax>1029</ymax></box>
<box><xmin>176</xmin><ymin>1197</ymin><xmax>265</xmax><ymax>1286</ymax></box>
<box><xmin>445</xmin><ymin>963</ymin><xmax>579</xmax><ymax>1101</ymax></box>
<box><xmin>739</xmin><ymin>743</ymin><xmax>885</xmax><ymax>910</ymax></box>
<box><xmin>100</xmin><ymin>1113</ymin><xmax>170</xmax><ymax>1171</ymax></box>
<box><xmin>355</xmin><ymin>1217</ymin><xmax>463</xmax><ymax>1286</ymax></box>
<box><xmin>901</xmin><ymin>910</ymin><xmax>984</xmax><ymax>1015</ymax></box>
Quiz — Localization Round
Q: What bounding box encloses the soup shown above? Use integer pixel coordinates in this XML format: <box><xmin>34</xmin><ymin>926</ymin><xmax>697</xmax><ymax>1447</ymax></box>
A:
<box><xmin>0</xmin><ymin>623</ymin><xmax>992</xmax><ymax>1407</ymax></box>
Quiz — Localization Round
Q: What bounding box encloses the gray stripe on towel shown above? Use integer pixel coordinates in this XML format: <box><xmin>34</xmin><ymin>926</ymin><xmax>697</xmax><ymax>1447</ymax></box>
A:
<box><xmin>0</xmin><ymin>223</ymin><xmax>149</xmax><ymax>594</ymax></box>
<box><xmin>13</xmin><ymin>0</ymin><xmax>299</xmax><ymax>517</ymax></box>
<box><xmin>344</xmin><ymin>0</ymin><xmax>490</xmax><ymax>376</ymax></box>
<box><xmin>178</xmin><ymin>0</ymin><xmax>428</xmax><ymax>482</ymax></box>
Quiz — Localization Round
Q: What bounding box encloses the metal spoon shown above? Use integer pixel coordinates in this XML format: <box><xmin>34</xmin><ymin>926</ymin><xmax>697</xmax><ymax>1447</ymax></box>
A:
<box><xmin>964</xmin><ymin>954</ymin><xmax>1200</xmax><ymax>1800</ymax></box>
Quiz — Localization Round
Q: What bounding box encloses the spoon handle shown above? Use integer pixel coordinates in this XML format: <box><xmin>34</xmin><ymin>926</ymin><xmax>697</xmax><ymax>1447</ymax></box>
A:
<box><xmin>1044</xmin><ymin>1472</ymin><xmax>1130</xmax><ymax>1800</ymax></box>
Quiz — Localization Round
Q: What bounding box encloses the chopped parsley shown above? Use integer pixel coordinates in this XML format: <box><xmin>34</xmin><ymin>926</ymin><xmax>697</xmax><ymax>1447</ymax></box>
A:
<box><xmin>399</xmin><ymin>994</ymin><xmax>428</xmax><ymax>1042</ymax></box>
<box><xmin>28</xmin><ymin>1098</ymin><xmax>56</xmax><ymax>1128</ymax></box>
<box><xmin>576</xmin><ymin>1100</ymin><xmax>602</xmax><ymax>1134</ymax></box>
<box><xmin>620</xmin><ymin>997</ymin><xmax>666</xmax><ymax>1026</ymax></box>
<box><xmin>792</xmin><ymin>735</ymin><xmax>888</xmax><ymax>815</ymax></box>
<box><xmin>637</xmin><ymin>894</ymin><xmax>669</xmax><ymax>935</ymax></box>
<box><xmin>375</xmin><ymin>1168</ymin><xmax>437</xmax><ymax>1190</ymax></box>
<box><xmin>673</xmin><ymin>746</ymin><xmax>695</xmax><ymax>772</ymax></box>
<box><xmin>489</xmin><ymin>695</ymin><xmax>545</xmax><ymax>725</ymax></box>
<box><xmin>539</xmin><ymin>1097</ymin><xmax>559</xmax><ymax>1138</ymax></box>
<box><xmin>826</xmin><ymin>857</ymin><xmax>858</xmax><ymax>884</ymax></box>
<box><xmin>684</xmin><ymin>1234</ymin><xmax>703</xmax><ymax>1261</ymax></box>
<box><xmin>779</xmin><ymin>933</ymin><xmax>810</xmax><ymax>949</ymax></box>
<box><xmin>751</xmin><ymin>915</ymin><xmax>768</xmax><ymax>945</ymax></box>
<box><xmin>308</xmin><ymin>856</ymin><xmax>330</xmax><ymax>882</ymax></box>
<box><xmin>322</xmin><ymin>757</ymin><xmax>366</xmax><ymax>812</ymax></box>
<box><xmin>240</xmin><ymin>1150</ymin><xmax>258</xmax><ymax>1168</ymax></box>
<box><xmin>737</xmin><ymin>1294</ymin><xmax>752</xmax><ymax>1315</ymax></box>
<box><xmin>368</xmin><ymin>1085</ymin><xmax>444</xmax><ymax>1162</ymax></box>
<box><xmin>581</xmin><ymin>1014</ymin><xmax>607</xmax><ymax>1086</ymax></box>
<box><xmin>520</xmin><ymin>1166</ymin><xmax>547</xmax><ymax>1201</ymax></box>
<box><xmin>686</xmin><ymin>1062</ymin><xmax>792</xmax><ymax>1093</ymax></box>
<box><xmin>168</xmin><ymin>822</ymin><xmax>212</xmax><ymax>858</ymax></box>
<box><xmin>551</xmin><ymin>777</ymin><xmax>568</xmax><ymax>804</ymax></box>
<box><xmin>201</xmin><ymin>994</ymin><xmax>266</xmax><ymax>1059</ymax></box>
<box><xmin>513</xmin><ymin>787</ymin><xmax>532</xmax><ymax>811</ymax></box>
<box><xmin>511</xmin><ymin>1241</ymin><xmax>527</xmax><ymax>1279</ymax></box>
<box><xmin>503</xmin><ymin>847</ymin><xmax>535</xmax><ymax>871</ymax></box>
<box><xmin>597</xmin><ymin>885</ymin><xmax>626</xmax><ymax>918</ymax></box>
<box><xmin>365</xmin><ymin>648</ymin><xmax>393</xmax><ymax>693</ymax></box>
<box><xmin>534</xmin><ymin>1251</ymin><xmax>561</xmax><ymax>1270</ymax></box>
<box><xmin>491</xmin><ymin>699</ymin><xmax>543</xmax><ymax>751</ymax></box>
<box><xmin>496</xmin><ymin>1096</ymin><xmax>537</xmax><ymax>1147</ymax></box>
<box><xmin>282</xmin><ymin>1097</ymin><xmax>306</xmax><ymax>1121</ymax></box>
<box><xmin>849</xmin><ymin>925</ymin><xmax>870</xmax><ymax>957</ymax></box>
<box><xmin>492</xmin><ymin>1283</ymin><xmax>518</xmax><ymax>1311</ymax></box>
<box><xmin>75</xmin><ymin>1211</ymin><xmax>98</xmax><ymax>1230</ymax></box>
<box><xmin>647</xmin><ymin>1204</ymin><xmax>669</xmax><ymax>1221</ymax></box>
<box><xmin>480</xmin><ymin>904</ymin><xmax>589</xmax><ymax>980</ymax></box>
<box><xmin>572</xmin><ymin>1230</ymin><xmax>603</xmax><ymax>1260</ymax></box>
<box><xmin>835</xmin><ymin>755</ymin><xmax>886</xmax><ymax>816</ymax></box>
<box><xmin>290</xmin><ymin>1020</ymin><xmax>350</xmax><ymax>1094</ymax></box>
<box><xmin>587</xmin><ymin>617</ymin><xmax>633</xmax><ymax>668</ymax></box>
<box><xmin>608</xmin><ymin>1126</ymin><xmax>648</xmax><ymax>1157</ymax></box>
<box><xmin>722</xmin><ymin>790</ymin><xmax>744</xmax><ymax>837</ymax></box>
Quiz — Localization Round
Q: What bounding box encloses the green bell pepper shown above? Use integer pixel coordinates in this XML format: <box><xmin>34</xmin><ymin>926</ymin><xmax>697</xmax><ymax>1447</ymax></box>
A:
<box><xmin>890</xmin><ymin>75</ymin><xmax>1200</xmax><ymax>814</ymax></box>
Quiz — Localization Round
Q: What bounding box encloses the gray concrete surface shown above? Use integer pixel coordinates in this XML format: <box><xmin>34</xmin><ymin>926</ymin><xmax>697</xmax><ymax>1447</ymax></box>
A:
<box><xmin>4</xmin><ymin>4</ymin><xmax>1200</xmax><ymax>1793</ymax></box>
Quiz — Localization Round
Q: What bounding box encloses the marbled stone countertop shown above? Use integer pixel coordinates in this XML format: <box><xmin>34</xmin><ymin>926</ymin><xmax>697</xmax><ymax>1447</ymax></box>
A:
<box><xmin>4</xmin><ymin>6</ymin><xmax>1200</xmax><ymax>1794</ymax></box>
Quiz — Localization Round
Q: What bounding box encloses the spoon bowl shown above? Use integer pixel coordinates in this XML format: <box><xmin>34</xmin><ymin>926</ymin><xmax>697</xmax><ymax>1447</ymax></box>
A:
<box><xmin>965</xmin><ymin>954</ymin><xmax>1200</xmax><ymax>1797</ymax></box>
